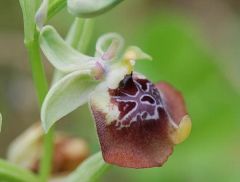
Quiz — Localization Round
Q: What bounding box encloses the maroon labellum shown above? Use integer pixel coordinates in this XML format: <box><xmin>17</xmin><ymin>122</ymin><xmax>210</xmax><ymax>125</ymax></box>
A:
<box><xmin>90</xmin><ymin>73</ymin><xmax>191</xmax><ymax>168</ymax></box>
<box><xmin>109</xmin><ymin>74</ymin><xmax>166</xmax><ymax>130</ymax></box>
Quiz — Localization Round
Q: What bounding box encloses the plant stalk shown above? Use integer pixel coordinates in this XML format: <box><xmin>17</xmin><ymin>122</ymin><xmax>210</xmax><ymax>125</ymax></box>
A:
<box><xmin>25</xmin><ymin>29</ymin><xmax>54</xmax><ymax>182</ymax></box>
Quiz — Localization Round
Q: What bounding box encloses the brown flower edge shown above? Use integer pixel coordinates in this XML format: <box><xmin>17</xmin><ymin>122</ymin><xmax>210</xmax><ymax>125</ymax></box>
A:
<box><xmin>90</xmin><ymin>73</ymin><xmax>191</xmax><ymax>168</ymax></box>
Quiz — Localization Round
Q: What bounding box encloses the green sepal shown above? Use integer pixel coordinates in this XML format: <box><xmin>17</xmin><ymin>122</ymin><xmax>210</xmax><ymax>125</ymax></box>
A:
<box><xmin>41</xmin><ymin>70</ymin><xmax>98</xmax><ymax>132</ymax></box>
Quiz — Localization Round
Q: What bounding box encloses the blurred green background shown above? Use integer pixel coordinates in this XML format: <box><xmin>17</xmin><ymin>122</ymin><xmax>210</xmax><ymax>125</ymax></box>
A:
<box><xmin>0</xmin><ymin>0</ymin><xmax>240</xmax><ymax>181</ymax></box>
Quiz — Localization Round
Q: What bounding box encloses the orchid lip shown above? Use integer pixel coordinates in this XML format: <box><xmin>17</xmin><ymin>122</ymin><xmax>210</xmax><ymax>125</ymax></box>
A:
<box><xmin>90</xmin><ymin>73</ymin><xmax>191</xmax><ymax>168</ymax></box>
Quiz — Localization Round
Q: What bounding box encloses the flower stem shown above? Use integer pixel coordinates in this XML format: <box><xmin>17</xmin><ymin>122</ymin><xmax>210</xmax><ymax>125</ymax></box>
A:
<box><xmin>25</xmin><ymin>29</ymin><xmax>54</xmax><ymax>182</ymax></box>
<box><xmin>39</xmin><ymin>128</ymin><xmax>54</xmax><ymax>181</ymax></box>
<box><xmin>25</xmin><ymin>32</ymin><xmax>48</xmax><ymax>104</ymax></box>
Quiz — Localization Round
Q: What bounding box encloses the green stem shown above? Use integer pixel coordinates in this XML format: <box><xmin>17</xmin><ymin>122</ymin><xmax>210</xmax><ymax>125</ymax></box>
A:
<box><xmin>25</xmin><ymin>29</ymin><xmax>54</xmax><ymax>182</ymax></box>
<box><xmin>20</xmin><ymin>0</ymin><xmax>54</xmax><ymax>181</ymax></box>
<box><xmin>25</xmin><ymin>31</ymin><xmax>48</xmax><ymax>104</ymax></box>
<box><xmin>39</xmin><ymin>127</ymin><xmax>54</xmax><ymax>181</ymax></box>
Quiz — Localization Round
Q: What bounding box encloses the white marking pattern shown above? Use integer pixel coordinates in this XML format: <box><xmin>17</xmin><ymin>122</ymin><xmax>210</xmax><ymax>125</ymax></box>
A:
<box><xmin>111</xmin><ymin>78</ymin><xmax>164</xmax><ymax>129</ymax></box>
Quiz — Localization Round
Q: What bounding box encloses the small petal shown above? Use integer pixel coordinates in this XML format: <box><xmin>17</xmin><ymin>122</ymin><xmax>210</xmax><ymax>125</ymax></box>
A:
<box><xmin>90</xmin><ymin>73</ymin><xmax>174</xmax><ymax>168</ymax></box>
<box><xmin>124</xmin><ymin>46</ymin><xmax>152</xmax><ymax>61</ymax></box>
<box><xmin>67</xmin><ymin>0</ymin><xmax>123</xmax><ymax>18</ymax></box>
<box><xmin>40</xmin><ymin>25</ymin><xmax>95</xmax><ymax>73</ymax></box>
<box><xmin>95</xmin><ymin>32</ymin><xmax>124</xmax><ymax>60</ymax></box>
<box><xmin>41</xmin><ymin>70</ymin><xmax>98</xmax><ymax>132</ymax></box>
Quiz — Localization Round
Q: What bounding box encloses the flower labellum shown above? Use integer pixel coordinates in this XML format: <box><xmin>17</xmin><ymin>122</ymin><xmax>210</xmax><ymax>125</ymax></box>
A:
<box><xmin>90</xmin><ymin>72</ymin><xmax>191</xmax><ymax>168</ymax></box>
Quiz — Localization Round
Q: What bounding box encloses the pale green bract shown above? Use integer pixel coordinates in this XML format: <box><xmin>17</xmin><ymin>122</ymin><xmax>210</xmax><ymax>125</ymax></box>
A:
<box><xmin>65</xmin><ymin>152</ymin><xmax>109</xmax><ymax>182</ymax></box>
<box><xmin>67</xmin><ymin>0</ymin><xmax>124</xmax><ymax>18</ymax></box>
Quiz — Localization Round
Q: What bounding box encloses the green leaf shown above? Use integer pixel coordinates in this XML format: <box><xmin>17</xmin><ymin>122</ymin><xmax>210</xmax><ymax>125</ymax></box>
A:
<box><xmin>41</xmin><ymin>70</ymin><xmax>98</xmax><ymax>132</ymax></box>
<box><xmin>19</xmin><ymin>0</ymin><xmax>39</xmax><ymax>44</ymax></box>
<box><xmin>66</xmin><ymin>152</ymin><xmax>109</xmax><ymax>182</ymax></box>
<box><xmin>39</xmin><ymin>25</ymin><xmax>96</xmax><ymax>73</ymax></box>
<box><xmin>0</xmin><ymin>159</ymin><xmax>38</xmax><ymax>182</ymax></box>
<box><xmin>67</xmin><ymin>0</ymin><xmax>124</xmax><ymax>18</ymax></box>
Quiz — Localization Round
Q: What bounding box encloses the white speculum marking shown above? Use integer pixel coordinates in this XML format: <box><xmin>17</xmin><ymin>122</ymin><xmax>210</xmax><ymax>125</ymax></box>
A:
<box><xmin>110</xmin><ymin>75</ymin><xmax>164</xmax><ymax>129</ymax></box>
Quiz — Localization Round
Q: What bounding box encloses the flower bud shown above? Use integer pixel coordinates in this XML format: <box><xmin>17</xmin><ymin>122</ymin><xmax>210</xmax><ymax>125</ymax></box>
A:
<box><xmin>67</xmin><ymin>0</ymin><xmax>123</xmax><ymax>18</ymax></box>
<box><xmin>7</xmin><ymin>123</ymin><xmax>89</xmax><ymax>175</ymax></box>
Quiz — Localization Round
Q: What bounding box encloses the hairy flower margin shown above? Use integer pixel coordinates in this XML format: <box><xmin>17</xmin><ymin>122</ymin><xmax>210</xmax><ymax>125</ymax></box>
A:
<box><xmin>39</xmin><ymin>25</ymin><xmax>192</xmax><ymax>168</ymax></box>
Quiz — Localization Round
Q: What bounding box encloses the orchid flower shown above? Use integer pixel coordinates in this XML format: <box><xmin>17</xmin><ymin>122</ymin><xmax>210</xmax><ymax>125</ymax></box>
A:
<box><xmin>39</xmin><ymin>25</ymin><xmax>192</xmax><ymax>168</ymax></box>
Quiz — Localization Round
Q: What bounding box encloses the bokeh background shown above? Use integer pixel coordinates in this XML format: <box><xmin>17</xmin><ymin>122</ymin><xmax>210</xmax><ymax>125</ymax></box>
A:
<box><xmin>0</xmin><ymin>0</ymin><xmax>240</xmax><ymax>181</ymax></box>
